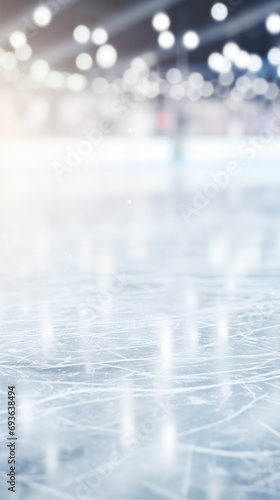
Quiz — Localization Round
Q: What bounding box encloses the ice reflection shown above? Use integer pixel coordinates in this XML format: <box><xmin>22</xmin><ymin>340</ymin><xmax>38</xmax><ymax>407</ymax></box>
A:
<box><xmin>160</xmin><ymin>318</ymin><xmax>172</xmax><ymax>373</ymax></box>
<box><xmin>121</xmin><ymin>384</ymin><xmax>135</xmax><ymax>446</ymax></box>
<box><xmin>45</xmin><ymin>441</ymin><xmax>58</xmax><ymax>477</ymax></box>
<box><xmin>160</xmin><ymin>419</ymin><xmax>177</xmax><ymax>467</ymax></box>
<box><xmin>1</xmin><ymin>174</ymin><xmax>280</xmax><ymax>500</ymax></box>
<box><xmin>19</xmin><ymin>399</ymin><xmax>33</xmax><ymax>435</ymax></box>
<box><xmin>218</xmin><ymin>318</ymin><xmax>228</xmax><ymax>341</ymax></box>
<box><xmin>189</xmin><ymin>321</ymin><xmax>199</xmax><ymax>351</ymax></box>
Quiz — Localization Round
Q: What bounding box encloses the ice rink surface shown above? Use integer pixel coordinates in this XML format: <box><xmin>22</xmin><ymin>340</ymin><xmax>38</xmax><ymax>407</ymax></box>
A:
<box><xmin>1</xmin><ymin>156</ymin><xmax>280</xmax><ymax>500</ymax></box>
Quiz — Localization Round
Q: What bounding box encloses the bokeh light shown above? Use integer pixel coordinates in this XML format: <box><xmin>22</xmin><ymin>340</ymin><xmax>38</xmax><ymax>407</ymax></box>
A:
<box><xmin>158</xmin><ymin>31</ymin><xmax>175</xmax><ymax>49</ymax></box>
<box><xmin>152</xmin><ymin>12</ymin><xmax>170</xmax><ymax>32</ymax></box>
<box><xmin>73</xmin><ymin>25</ymin><xmax>90</xmax><ymax>43</ymax></box>
<box><xmin>92</xmin><ymin>28</ymin><xmax>108</xmax><ymax>45</ymax></box>
<box><xmin>96</xmin><ymin>44</ymin><xmax>117</xmax><ymax>68</ymax></box>
<box><xmin>33</xmin><ymin>6</ymin><xmax>52</xmax><ymax>27</ymax></box>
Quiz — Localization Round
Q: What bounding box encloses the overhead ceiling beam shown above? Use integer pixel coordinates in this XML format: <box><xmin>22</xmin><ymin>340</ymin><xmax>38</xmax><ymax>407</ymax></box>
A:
<box><xmin>41</xmin><ymin>0</ymin><xmax>186</xmax><ymax>66</ymax></box>
<box><xmin>0</xmin><ymin>0</ymin><xmax>82</xmax><ymax>47</ymax></box>
<box><xmin>144</xmin><ymin>0</ymin><xmax>280</xmax><ymax>66</ymax></box>
<box><xmin>83</xmin><ymin>0</ymin><xmax>280</xmax><ymax>82</ymax></box>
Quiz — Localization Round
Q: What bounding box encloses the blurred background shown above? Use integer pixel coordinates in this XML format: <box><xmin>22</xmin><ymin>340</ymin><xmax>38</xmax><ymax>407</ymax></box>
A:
<box><xmin>1</xmin><ymin>0</ymin><xmax>280</xmax><ymax>138</ymax></box>
<box><xmin>0</xmin><ymin>0</ymin><xmax>280</xmax><ymax>189</ymax></box>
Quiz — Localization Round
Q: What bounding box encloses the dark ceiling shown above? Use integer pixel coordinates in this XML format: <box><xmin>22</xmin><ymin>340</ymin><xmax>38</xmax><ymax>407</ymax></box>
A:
<box><xmin>1</xmin><ymin>0</ymin><xmax>280</xmax><ymax>78</ymax></box>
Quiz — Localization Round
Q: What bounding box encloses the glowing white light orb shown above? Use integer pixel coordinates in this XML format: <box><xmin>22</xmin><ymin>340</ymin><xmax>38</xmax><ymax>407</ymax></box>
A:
<box><xmin>158</xmin><ymin>31</ymin><xmax>175</xmax><ymax>49</ymax></box>
<box><xmin>234</xmin><ymin>50</ymin><xmax>250</xmax><ymax>69</ymax></box>
<box><xmin>166</xmin><ymin>68</ymin><xmax>182</xmax><ymax>84</ymax></box>
<box><xmin>182</xmin><ymin>31</ymin><xmax>199</xmax><ymax>50</ymax></box>
<box><xmin>92</xmin><ymin>77</ymin><xmax>108</xmax><ymax>94</ymax></box>
<box><xmin>152</xmin><ymin>12</ymin><xmax>170</xmax><ymax>32</ymax></box>
<box><xmin>46</xmin><ymin>71</ymin><xmax>65</xmax><ymax>89</ymax></box>
<box><xmin>96</xmin><ymin>44</ymin><xmax>117</xmax><ymax>68</ymax></box>
<box><xmin>67</xmin><ymin>73</ymin><xmax>88</xmax><ymax>91</ymax></box>
<box><xmin>30</xmin><ymin>59</ymin><xmax>50</xmax><ymax>82</ymax></box>
<box><xmin>208</xmin><ymin>52</ymin><xmax>231</xmax><ymax>73</ymax></box>
<box><xmin>33</xmin><ymin>6</ymin><xmax>52</xmax><ymax>27</ymax></box>
<box><xmin>219</xmin><ymin>70</ymin><xmax>234</xmax><ymax>86</ymax></box>
<box><xmin>92</xmin><ymin>28</ymin><xmax>108</xmax><ymax>45</ymax></box>
<box><xmin>223</xmin><ymin>42</ymin><xmax>239</xmax><ymax>61</ymax></box>
<box><xmin>9</xmin><ymin>31</ymin><xmax>26</xmax><ymax>49</ymax></box>
<box><xmin>236</xmin><ymin>76</ymin><xmax>252</xmax><ymax>93</ymax></box>
<box><xmin>200</xmin><ymin>81</ymin><xmax>214</xmax><ymax>97</ymax></box>
<box><xmin>15</xmin><ymin>44</ymin><xmax>32</xmax><ymax>61</ymax></box>
<box><xmin>211</xmin><ymin>3</ymin><xmax>228</xmax><ymax>22</ymax></box>
<box><xmin>266</xmin><ymin>14</ymin><xmax>280</xmax><ymax>35</ymax></box>
<box><xmin>131</xmin><ymin>57</ymin><xmax>147</xmax><ymax>72</ymax></box>
<box><xmin>253</xmin><ymin>78</ymin><xmax>269</xmax><ymax>95</ymax></box>
<box><xmin>248</xmin><ymin>54</ymin><xmax>262</xmax><ymax>72</ymax></box>
<box><xmin>265</xmin><ymin>83</ymin><xmax>279</xmax><ymax>100</ymax></box>
<box><xmin>123</xmin><ymin>68</ymin><xmax>138</xmax><ymax>85</ymax></box>
<box><xmin>268</xmin><ymin>47</ymin><xmax>280</xmax><ymax>66</ymax></box>
<box><xmin>2</xmin><ymin>52</ymin><xmax>17</xmax><ymax>70</ymax></box>
<box><xmin>73</xmin><ymin>25</ymin><xmax>90</xmax><ymax>44</ymax></box>
<box><xmin>75</xmin><ymin>53</ymin><xmax>93</xmax><ymax>71</ymax></box>
<box><xmin>189</xmin><ymin>72</ymin><xmax>204</xmax><ymax>89</ymax></box>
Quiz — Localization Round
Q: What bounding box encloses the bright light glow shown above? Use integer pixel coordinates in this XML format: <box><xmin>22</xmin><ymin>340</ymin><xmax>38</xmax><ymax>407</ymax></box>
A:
<box><xmin>123</xmin><ymin>68</ymin><xmax>138</xmax><ymax>85</ymax></box>
<box><xmin>211</xmin><ymin>3</ymin><xmax>228</xmax><ymax>22</ymax></box>
<box><xmin>208</xmin><ymin>52</ymin><xmax>231</xmax><ymax>73</ymax></box>
<box><xmin>219</xmin><ymin>70</ymin><xmax>234</xmax><ymax>86</ymax></box>
<box><xmin>96</xmin><ymin>44</ymin><xmax>117</xmax><ymax>68</ymax></box>
<box><xmin>46</xmin><ymin>71</ymin><xmax>65</xmax><ymax>89</ymax></box>
<box><xmin>73</xmin><ymin>25</ymin><xmax>90</xmax><ymax>44</ymax></box>
<box><xmin>152</xmin><ymin>12</ymin><xmax>170</xmax><ymax>32</ymax></box>
<box><xmin>75</xmin><ymin>53</ymin><xmax>93</xmax><ymax>71</ymax></box>
<box><xmin>200</xmin><ymin>81</ymin><xmax>214</xmax><ymax>97</ymax></box>
<box><xmin>277</xmin><ymin>66</ymin><xmax>280</xmax><ymax>78</ymax></box>
<box><xmin>268</xmin><ymin>47</ymin><xmax>280</xmax><ymax>65</ymax></box>
<box><xmin>244</xmin><ymin>88</ymin><xmax>256</xmax><ymax>100</ymax></box>
<box><xmin>92</xmin><ymin>28</ymin><xmax>108</xmax><ymax>45</ymax></box>
<box><xmin>15</xmin><ymin>44</ymin><xmax>32</xmax><ymax>61</ymax></box>
<box><xmin>30</xmin><ymin>59</ymin><xmax>50</xmax><ymax>82</ymax></box>
<box><xmin>9</xmin><ymin>31</ymin><xmax>26</xmax><ymax>49</ymax></box>
<box><xmin>2</xmin><ymin>52</ymin><xmax>17</xmax><ymax>70</ymax></box>
<box><xmin>67</xmin><ymin>73</ymin><xmax>88</xmax><ymax>91</ymax></box>
<box><xmin>230</xmin><ymin>88</ymin><xmax>243</xmax><ymax>102</ymax></box>
<box><xmin>265</xmin><ymin>82</ymin><xmax>279</xmax><ymax>100</ymax></box>
<box><xmin>189</xmin><ymin>72</ymin><xmax>204</xmax><ymax>88</ymax></box>
<box><xmin>169</xmin><ymin>84</ymin><xmax>184</xmax><ymax>100</ymax></box>
<box><xmin>131</xmin><ymin>57</ymin><xmax>147</xmax><ymax>72</ymax></box>
<box><xmin>166</xmin><ymin>68</ymin><xmax>181</xmax><ymax>84</ymax></box>
<box><xmin>33</xmin><ymin>6</ymin><xmax>52</xmax><ymax>27</ymax></box>
<box><xmin>253</xmin><ymin>78</ymin><xmax>269</xmax><ymax>95</ymax></box>
<box><xmin>236</xmin><ymin>75</ymin><xmax>252</xmax><ymax>93</ymax></box>
<box><xmin>142</xmin><ymin>51</ymin><xmax>157</xmax><ymax>67</ymax></box>
<box><xmin>248</xmin><ymin>54</ymin><xmax>263</xmax><ymax>72</ymax></box>
<box><xmin>187</xmin><ymin>88</ymin><xmax>201</xmax><ymax>101</ymax></box>
<box><xmin>144</xmin><ymin>80</ymin><xmax>160</xmax><ymax>98</ymax></box>
<box><xmin>92</xmin><ymin>77</ymin><xmax>108</xmax><ymax>94</ymax></box>
<box><xmin>182</xmin><ymin>31</ymin><xmax>199</xmax><ymax>50</ymax></box>
<box><xmin>266</xmin><ymin>14</ymin><xmax>280</xmax><ymax>35</ymax></box>
<box><xmin>4</xmin><ymin>68</ymin><xmax>19</xmax><ymax>83</ymax></box>
<box><xmin>158</xmin><ymin>31</ymin><xmax>175</xmax><ymax>49</ymax></box>
<box><xmin>234</xmin><ymin>50</ymin><xmax>250</xmax><ymax>69</ymax></box>
<box><xmin>223</xmin><ymin>42</ymin><xmax>239</xmax><ymax>61</ymax></box>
